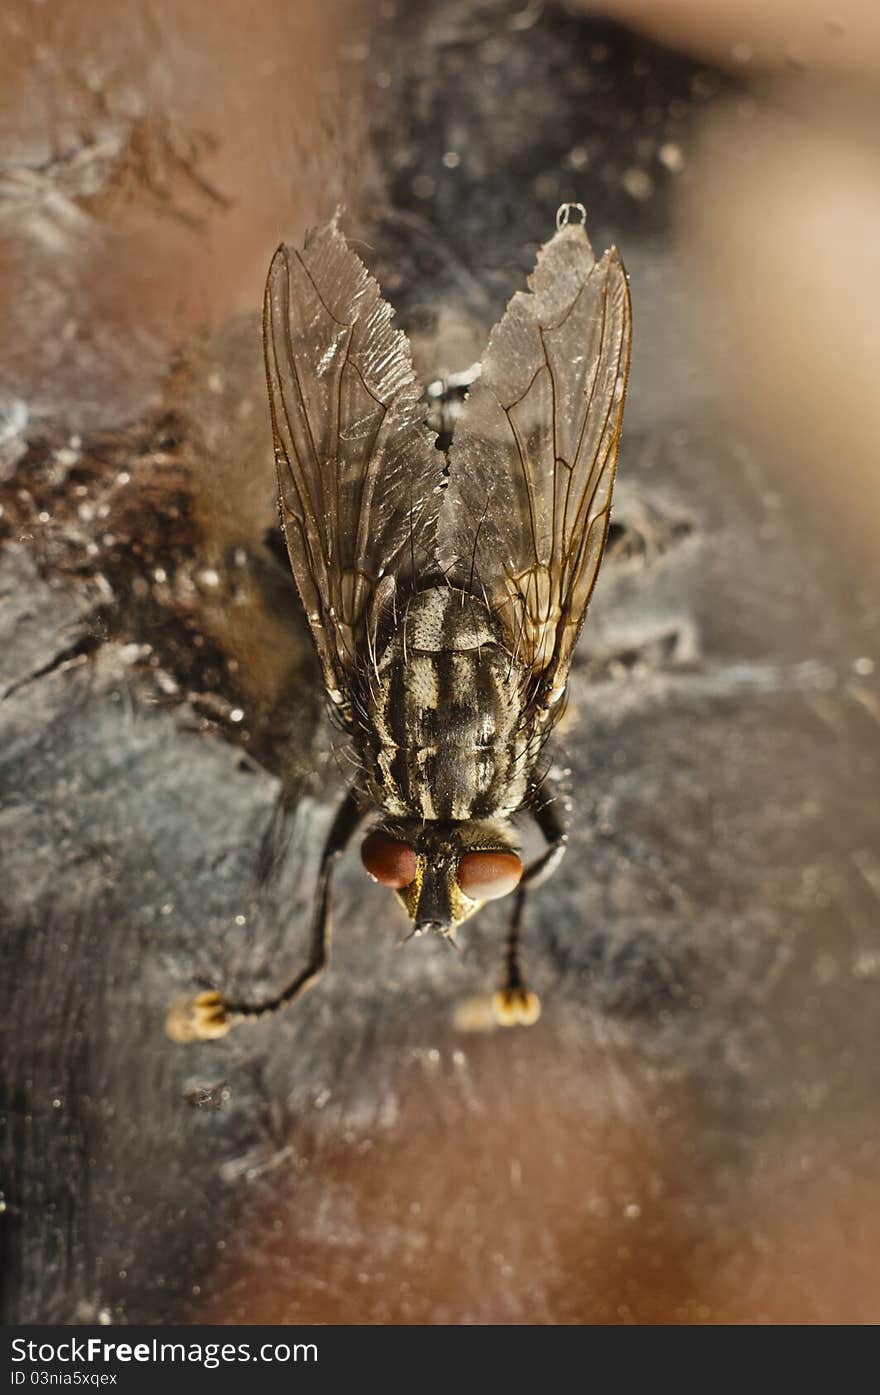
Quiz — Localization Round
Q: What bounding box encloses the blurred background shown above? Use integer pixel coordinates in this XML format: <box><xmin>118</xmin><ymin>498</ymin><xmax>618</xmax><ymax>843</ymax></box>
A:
<box><xmin>2</xmin><ymin>0</ymin><xmax>879</xmax><ymax>1323</ymax></box>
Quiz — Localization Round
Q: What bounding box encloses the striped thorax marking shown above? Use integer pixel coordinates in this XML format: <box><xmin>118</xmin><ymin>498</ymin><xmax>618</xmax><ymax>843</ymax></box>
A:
<box><xmin>360</xmin><ymin>587</ymin><xmax>537</xmax><ymax>821</ymax></box>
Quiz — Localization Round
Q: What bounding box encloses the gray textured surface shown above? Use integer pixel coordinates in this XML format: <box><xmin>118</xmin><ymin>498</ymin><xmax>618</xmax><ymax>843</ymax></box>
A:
<box><xmin>2</xmin><ymin>0</ymin><xmax>879</xmax><ymax>1324</ymax></box>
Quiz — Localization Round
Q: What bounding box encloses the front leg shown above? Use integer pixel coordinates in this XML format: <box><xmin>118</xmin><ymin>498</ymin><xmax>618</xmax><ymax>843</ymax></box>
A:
<box><xmin>167</xmin><ymin>787</ymin><xmax>363</xmax><ymax>1041</ymax></box>
<box><xmin>493</xmin><ymin>777</ymin><xmax>569</xmax><ymax>1027</ymax></box>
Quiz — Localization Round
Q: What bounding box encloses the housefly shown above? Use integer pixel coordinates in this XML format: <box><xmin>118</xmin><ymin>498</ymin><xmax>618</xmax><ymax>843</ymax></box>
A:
<box><xmin>172</xmin><ymin>203</ymin><xmax>631</xmax><ymax>1040</ymax></box>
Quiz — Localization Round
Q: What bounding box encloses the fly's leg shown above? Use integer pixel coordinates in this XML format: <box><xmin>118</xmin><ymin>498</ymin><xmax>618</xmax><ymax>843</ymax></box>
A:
<box><xmin>494</xmin><ymin>892</ymin><xmax>540</xmax><ymax>1026</ymax></box>
<box><xmin>493</xmin><ymin>780</ymin><xmax>568</xmax><ymax>1028</ymax></box>
<box><xmin>167</xmin><ymin>788</ymin><xmax>362</xmax><ymax>1042</ymax></box>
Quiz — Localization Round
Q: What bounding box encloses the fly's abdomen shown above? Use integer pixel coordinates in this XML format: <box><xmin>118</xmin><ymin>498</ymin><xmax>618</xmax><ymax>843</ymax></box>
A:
<box><xmin>361</xmin><ymin>587</ymin><xmax>535</xmax><ymax>821</ymax></box>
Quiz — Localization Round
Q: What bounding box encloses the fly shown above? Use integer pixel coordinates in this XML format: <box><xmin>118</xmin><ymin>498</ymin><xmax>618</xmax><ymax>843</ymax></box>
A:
<box><xmin>171</xmin><ymin>202</ymin><xmax>631</xmax><ymax>1041</ymax></box>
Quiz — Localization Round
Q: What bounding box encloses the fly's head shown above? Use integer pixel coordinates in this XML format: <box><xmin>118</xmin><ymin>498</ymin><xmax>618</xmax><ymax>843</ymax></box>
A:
<box><xmin>360</xmin><ymin>819</ymin><xmax>523</xmax><ymax>937</ymax></box>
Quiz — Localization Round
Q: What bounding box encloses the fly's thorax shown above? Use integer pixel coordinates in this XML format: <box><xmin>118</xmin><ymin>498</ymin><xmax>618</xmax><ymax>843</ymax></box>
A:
<box><xmin>355</xmin><ymin>586</ymin><xmax>541</xmax><ymax>822</ymax></box>
<box><xmin>360</xmin><ymin>816</ymin><xmax>523</xmax><ymax>933</ymax></box>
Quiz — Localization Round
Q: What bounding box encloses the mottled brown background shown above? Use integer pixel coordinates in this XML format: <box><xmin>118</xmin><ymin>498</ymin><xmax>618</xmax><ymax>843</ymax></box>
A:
<box><xmin>2</xmin><ymin>0</ymin><xmax>879</xmax><ymax>1324</ymax></box>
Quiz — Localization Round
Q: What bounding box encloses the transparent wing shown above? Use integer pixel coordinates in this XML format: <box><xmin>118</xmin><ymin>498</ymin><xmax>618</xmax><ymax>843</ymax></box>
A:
<box><xmin>263</xmin><ymin>214</ymin><xmax>441</xmax><ymax>714</ymax></box>
<box><xmin>439</xmin><ymin>219</ymin><xmax>631</xmax><ymax>708</ymax></box>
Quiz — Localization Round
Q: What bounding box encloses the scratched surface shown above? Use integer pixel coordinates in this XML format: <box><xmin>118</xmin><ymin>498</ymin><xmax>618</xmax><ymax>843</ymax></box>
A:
<box><xmin>2</xmin><ymin>0</ymin><xmax>879</xmax><ymax>1324</ymax></box>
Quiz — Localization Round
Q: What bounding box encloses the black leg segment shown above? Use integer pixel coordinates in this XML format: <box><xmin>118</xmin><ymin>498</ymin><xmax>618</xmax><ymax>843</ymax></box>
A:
<box><xmin>495</xmin><ymin>775</ymin><xmax>568</xmax><ymax>1026</ymax></box>
<box><xmin>167</xmin><ymin>787</ymin><xmax>362</xmax><ymax>1040</ymax></box>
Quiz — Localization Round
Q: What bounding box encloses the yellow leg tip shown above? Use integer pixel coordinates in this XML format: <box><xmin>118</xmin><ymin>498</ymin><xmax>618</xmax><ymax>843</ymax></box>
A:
<box><xmin>492</xmin><ymin>987</ymin><xmax>541</xmax><ymax>1028</ymax></box>
<box><xmin>166</xmin><ymin>989</ymin><xmax>234</xmax><ymax>1043</ymax></box>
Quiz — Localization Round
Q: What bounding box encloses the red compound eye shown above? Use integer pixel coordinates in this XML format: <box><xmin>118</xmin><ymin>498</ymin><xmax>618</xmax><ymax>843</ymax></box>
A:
<box><xmin>457</xmin><ymin>850</ymin><xmax>523</xmax><ymax>901</ymax></box>
<box><xmin>361</xmin><ymin>833</ymin><xmax>417</xmax><ymax>889</ymax></box>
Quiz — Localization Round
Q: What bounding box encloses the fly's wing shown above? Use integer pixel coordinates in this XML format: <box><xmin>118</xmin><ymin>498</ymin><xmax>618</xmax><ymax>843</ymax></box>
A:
<box><xmin>439</xmin><ymin>219</ymin><xmax>631</xmax><ymax>711</ymax></box>
<box><xmin>263</xmin><ymin>214</ymin><xmax>441</xmax><ymax>718</ymax></box>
